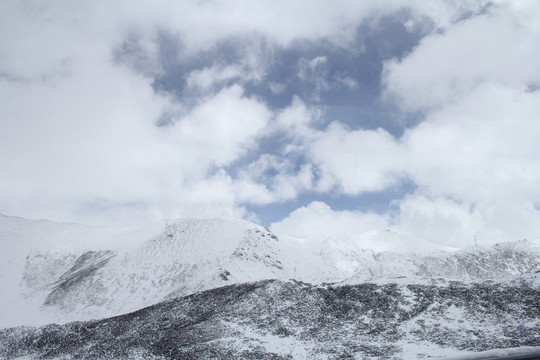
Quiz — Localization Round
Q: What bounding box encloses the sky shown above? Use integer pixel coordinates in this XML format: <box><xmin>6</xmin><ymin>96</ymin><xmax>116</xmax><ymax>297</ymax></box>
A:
<box><xmin>1</xmin><ymin>0</ymin><xmax>540</xmax><ymax>248</ymax></box>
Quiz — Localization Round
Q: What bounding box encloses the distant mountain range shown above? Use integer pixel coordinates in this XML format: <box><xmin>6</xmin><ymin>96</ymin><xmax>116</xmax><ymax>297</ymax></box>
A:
<box><xmin>1</xmin><ymin>214</ymin><xmax>539</xmax><ymax>359</ymax></box>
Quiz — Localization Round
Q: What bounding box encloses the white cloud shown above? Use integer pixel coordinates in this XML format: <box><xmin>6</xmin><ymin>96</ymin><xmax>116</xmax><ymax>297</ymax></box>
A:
<box><xmin>184</xmin><ymin>42</ymin><xmax>266</xmax><ymax>93</ymax></box>
<box><xmin>310</xmin><ymin>122</ymin><xmax>404</xmax><ymax>194</ymax></box>
<box><xmin>334</xmin><ymin>74</ymin><xmax>358</xmax><ymax>89</ymax></box>
<box><xmin>394</xmin><ymin>191</ymin><xmax>540</xmax><ymax>248</ymax></box>
<box><xmin>270</xmin><ymin>164</ymin><xmax>315</xmax><ymax>201</ymax></box>
<box><xmin>383</xmin><ymin>2</ymin><xmax>540</xmax><ymax>246</ymax></box>
<box><xmin>273</xmin><ymin>96</ymin><xmax>318</xmax><ymax>143</ymax></box>
<box><xmin>0</xmin><ymin>0</ymin><xmax>487</xmax><ymax>81</ymax></box>
<box><xmin>0</xmin><ymin>0</ymin><xmax>282</xmax><ymax>226</ymax></box>
<box><xmin>394</xmin><ymin>194</ymin><xmax>484</xmax><ymax>248</ymax></box>
<box><xmin>394</xmin><ymin>83</ymin><xmax>540</xmax><ymax>246</ymax></box>
<box><xmin>383</xmin><ymin>1</ymin><xmax>540</xmax><ymax>111</ymax></box>
<box><xmin>271</xmin><ymin>201</ymin><xmax>390</xmax><ymax>241</ymax></box>
<box><xmin>2</xmin><ymin>0</ymin><xmax>537</xmax><ymax>249</ymax></box>
<box><xmin>0</xmin><ymin>48</ymin><xmax>270</xmax><ymax>225</ymax></box>
<box><xmin>186</xmin><ymin>65</ymin><xmax>245</xmax><ymax>92</ymax></box>
<box><xmin>298</xmin><ymin>56</ymin><xmax>328</xmax><ymax>79</ymax></box>
<box><xmin>275</xmin><ymin>1</ymin><xmax>540</xmax><ymax>246</ymax></box>
<box><xmin>233</xmin><ymin>154</ymin><xmax>315</xmax><ymax>205</ymax></box>
<box><xmin>269</xmin><ymin>82</ymin><xmax>286</xmax><ymax>94</ymax></box>
<box><xmin>298</xmin><ymin>56</ymin><xmax>329</xmax><ymax>101</ymax></box>
<box><xmin>402</xmin><ymin>84</ymin><xmax>540</xmax><ymax>203</ymax></box>
<box><xmin>169</xmin><ymin>85</ymin><xmax>271</xmax><ymax>172</ymax></box>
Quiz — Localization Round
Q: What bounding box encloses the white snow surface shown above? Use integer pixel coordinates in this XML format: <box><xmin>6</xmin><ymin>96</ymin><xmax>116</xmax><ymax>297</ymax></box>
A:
<box><xmin>1</xmin><ymin>214</ymin><xmax>539</xmax><ymax>329</ymax></box>
<box><xmin>0</xmin><ymin>214</ymin><xmax>161</xmax><ymax>328</ymax></box>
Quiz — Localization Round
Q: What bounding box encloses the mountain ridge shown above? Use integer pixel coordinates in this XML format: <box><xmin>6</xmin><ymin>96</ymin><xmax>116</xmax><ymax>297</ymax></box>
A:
<box><xmin>2</xmin><ymin>214</ymin><xmax>539</xmax><ymax>328</ymax></box>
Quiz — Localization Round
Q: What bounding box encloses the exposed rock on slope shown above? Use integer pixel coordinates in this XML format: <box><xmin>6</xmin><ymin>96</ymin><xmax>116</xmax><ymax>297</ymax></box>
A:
<box><xmin>1</xmin><ymin>278</ymin><xmax>539</xmax><ymax>359</ymax></box>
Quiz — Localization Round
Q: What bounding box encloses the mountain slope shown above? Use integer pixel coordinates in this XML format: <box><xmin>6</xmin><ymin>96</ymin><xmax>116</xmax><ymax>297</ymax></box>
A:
<box><xmin>2</xmin><ymin>215</ymin><xmax>540</xmax><ymax>328</ymax></box>
<box><xmin>0</xmin><ymin>214</ymin><xmax>162</xmax><ymax>328</ymax></box>
<box><xmin>8</xmin><ymin>217</ymin><xmax>289</xmax><ymax>326</ymax></box>
<box><xmin>2</xmin><ymin>278</ymin><xmax>539</xmax><ymax>359</ymax></box>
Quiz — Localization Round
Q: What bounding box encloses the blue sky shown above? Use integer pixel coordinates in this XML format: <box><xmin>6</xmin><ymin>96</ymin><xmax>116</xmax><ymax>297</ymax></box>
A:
<box><xmin>1</xmin><ymin>0</ymin><xmax>540</xmax><ymax>247</ymax></box>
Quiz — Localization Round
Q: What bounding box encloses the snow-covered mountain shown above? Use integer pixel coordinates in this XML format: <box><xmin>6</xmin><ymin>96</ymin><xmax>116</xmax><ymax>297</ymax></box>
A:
<box><xmin>0</xmin><ymin>214</ymin><xmax>162</xmax><ymax>328</ymax></box>
<box><xmin>2</xmin><ymin>214</ymin><xmax>540</xmax><ymax>329</ymax></box>
<box><xmin>0</xmin><ymin>216</ymin><xmax>540</xmax><ymax>359</ymax></box>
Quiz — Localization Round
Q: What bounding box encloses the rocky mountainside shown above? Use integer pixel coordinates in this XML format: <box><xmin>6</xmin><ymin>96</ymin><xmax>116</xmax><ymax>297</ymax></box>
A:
<box><xmin>1</xmin><ymin>277</ymin><xmax>540</xmax><ymax>359</ymax></box>
<box><xmin>2</xmin><ymin>215</ymin><xmax>540</xmax><ymax>328</ymax></box>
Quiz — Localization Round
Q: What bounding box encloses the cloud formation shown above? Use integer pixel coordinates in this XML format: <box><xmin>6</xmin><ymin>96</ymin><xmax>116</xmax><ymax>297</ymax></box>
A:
<box><xmin>310</xmin><ymin>123</ymin><xmax>404</xmax><ymax>194</ymax></box>
<box><xmin>271</xmin><ymin>201</ymin><xmax>390</xmax><ymax>241</ymax></box>
<box><xmin>1</xmin><ymin>0</ymin><xmax>539</xmax><ymax>247</ymax></box>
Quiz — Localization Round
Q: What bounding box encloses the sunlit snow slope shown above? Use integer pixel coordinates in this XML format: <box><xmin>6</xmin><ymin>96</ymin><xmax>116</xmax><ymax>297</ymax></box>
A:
<box><xmin>1</xmin><ymin>214</ymin><xmax>539</xmax><ymax>329</ymax></box>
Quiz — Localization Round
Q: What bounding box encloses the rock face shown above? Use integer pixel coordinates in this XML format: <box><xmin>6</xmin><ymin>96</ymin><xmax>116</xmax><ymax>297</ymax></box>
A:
<box><xmin>1</xmin><ymin>278</ymin><xmax>539</xmax><ymax>359</ymax></box>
